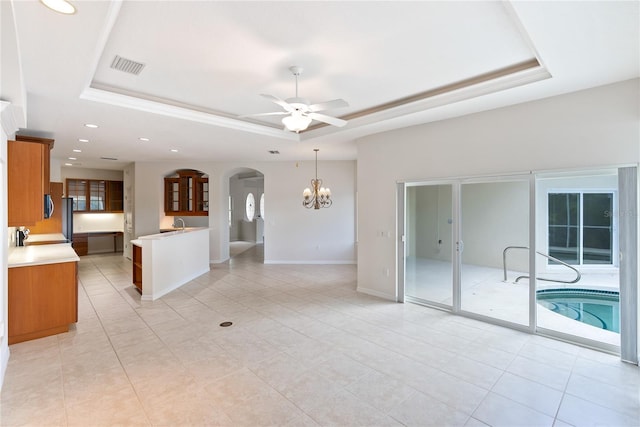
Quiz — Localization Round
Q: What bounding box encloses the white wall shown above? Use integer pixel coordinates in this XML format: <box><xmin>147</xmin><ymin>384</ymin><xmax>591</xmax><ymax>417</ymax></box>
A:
<box><xmin>1</xmin><ymin>0</ymin><xmax>27</xmax><ymax>389</ymax></box>
<box><xmin>356</xmin><ymin>79</ymin><xmax>640</xmax><ymax>300</ymax></box>
<box><xmin>0</xmin><ymin>114</ymin><xmax>10</xmax><ymax>390</ymax></box>
<box><xmin>123</xmin><ymin>163</ymin><xmax>134</xmax><ymax>259</ymax></box>
<box><xmin>133</xmin><ymin>159</ymin><xmax>356</xmax><ymax>264</ymax></box>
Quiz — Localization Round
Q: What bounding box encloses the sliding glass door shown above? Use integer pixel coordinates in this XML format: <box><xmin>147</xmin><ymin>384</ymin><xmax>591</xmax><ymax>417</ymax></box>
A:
<box><xmin>536</xmin><ymin>170</ymin><xmax>622</xmax><ymax>351</ymax></box>
<box><xmin>400</xmin><ymin>167</ymin><xmax>637</xmax><ymax>359</ymax></box>
<box><xmin>404</xmin><ymin>184</ymin><xmax>454</xmax><ymax>308</ymax></box>
<box><xmin>459</xmin><ymin>178</ymin><xmax>531</xmax><ymax>327</ymax></box>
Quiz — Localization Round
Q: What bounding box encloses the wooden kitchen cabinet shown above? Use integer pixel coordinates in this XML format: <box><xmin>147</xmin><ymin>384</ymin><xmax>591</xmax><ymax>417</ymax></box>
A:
<box><xmin>7</xmin><ymin>136</ymin><xmax>53</xmax><ymax>226</ymax></box>
<box><xmin>72</xmin><ymin>233</ymin><xmax>88</xmax><ymax>256</ymax></box>
<box><xmin>132</xmin><ymin>244</ymin><xmax>142</xmax><ymax>292</ymax></box>
<box><xmin>164</xmin><ymin>169</ymin><xmax>209</xmax><ymax>216</ymax></box>
<box><xmin>66</xmin><ymin>178</ymin><xmax>123</xmax><ymax>212</ymax></box>
<box><xmin>8</xmin><ymin>261</ymin><xmax>78</xmax><ymax>344</ymax></box>
<box><xmin>27</xmin><ymin>182</ymin><xmax>63</xmax><ymax>235</ymax></box>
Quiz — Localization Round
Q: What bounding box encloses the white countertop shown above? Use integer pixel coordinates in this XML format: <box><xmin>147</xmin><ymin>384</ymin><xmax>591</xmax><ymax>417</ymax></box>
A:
<box><xmin>73</xmin><ymin>230</ymin><xmax>124</xmax><ymax>234</ymax></box>
<box><xmin>135</xmin><ymin>227</ymin><xmax>208</xmax><ymax>241</ymax></box>
<box><xmin>8</xmin><ymin>243</ymin><xmax>80</xmax><ymax>268</ymax></box>
<box><xmin>25</xmin><ymin>233</ymin><xmax>67</xmax><ymax>243</ymax></box>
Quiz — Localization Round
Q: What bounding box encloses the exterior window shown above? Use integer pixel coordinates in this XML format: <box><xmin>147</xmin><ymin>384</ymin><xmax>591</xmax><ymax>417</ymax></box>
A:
<box><xmin>259</xmin><ymin>193</ymin><xmax>265</xmax><ymax>219</ymax></box>
<box><xmin>548</xmin><ymin>191</ymin><xmax>614</xmax><ymax>265</ymax></box>
<box><xmin>245</xmin><ymin>193</ymin><xmax>255</xmax><ymax>221</ymax></box>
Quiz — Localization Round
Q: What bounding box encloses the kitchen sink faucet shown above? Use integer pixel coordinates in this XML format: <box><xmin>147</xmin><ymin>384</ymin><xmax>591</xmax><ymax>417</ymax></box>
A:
<box><xmin>173</xmin><ymin>217</ymin><xmax>185</xmax><ymax>230</ymax></box>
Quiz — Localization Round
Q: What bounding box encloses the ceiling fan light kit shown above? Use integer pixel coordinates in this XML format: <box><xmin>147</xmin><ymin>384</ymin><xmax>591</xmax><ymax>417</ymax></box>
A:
<box><xmin>244</xmin><ymin>66</ymin><xmax>349</xmax><ymax>133</ymax></box>
<box><xmin>282</xmin><ymin>111</ymin><xmax>312</xmax><ymax>133</ymax></box>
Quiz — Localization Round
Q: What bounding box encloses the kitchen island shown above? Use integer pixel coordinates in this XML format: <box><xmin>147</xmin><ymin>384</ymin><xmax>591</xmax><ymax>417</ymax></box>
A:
<box><xmin>7</xmin><ymin>243</ymin><xmax>80</xmax><ymax>344</ymax></box>
<box><xmin>131</xmin><ymin>227</ymin><xmax>209</xmax><ymax>301</ymax></box>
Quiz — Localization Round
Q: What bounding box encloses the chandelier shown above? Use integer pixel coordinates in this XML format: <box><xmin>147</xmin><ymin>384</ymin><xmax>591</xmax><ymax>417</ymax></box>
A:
<box><xmin>302</xmin><ymin>149</ymin><xmax>332</xmax><ymax>209</ymax></box>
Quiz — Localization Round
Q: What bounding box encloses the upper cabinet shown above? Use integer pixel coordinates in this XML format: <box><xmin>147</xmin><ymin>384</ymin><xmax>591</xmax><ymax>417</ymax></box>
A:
<box><xmin>66</xmin><ymin>178</ymin><xmax>124</xmax><ymax>213</ymax></box>
<box><xmin>8</xmin><ymin>136</ymin><xmax>53</xmax><ymax>226</ymax></box>
<box><xmin>164</xmin><ymin>169</ymin><xmax>209</xmax><ymax>216</ymax></box>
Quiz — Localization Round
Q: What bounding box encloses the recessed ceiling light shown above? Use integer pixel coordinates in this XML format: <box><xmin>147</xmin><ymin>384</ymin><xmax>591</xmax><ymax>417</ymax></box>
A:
<box><xmin>170</xmin><ymin>149</ymin><xmax>179</xmax><ymax>153</ymax></box>
<box><xmin>68</xmin><ymin>157</ymin><xmax>77</xmax><ymax>160</ymax></box>
<box><xmin>84</xmin><ymin>123</ymin><xmax>98</xmax><ymax>128</ymax></box>
<box><xmin>78</xmin><ymin>138</ymin><xmax>89</xmax><ymax>142</ymax></box>
<box><xmin>64</xmin><ymin>163</ymin><xmax>73</xmax><ymax>166</ymax></box>
<box><xmin>40</xmin><ymin>0</ymin><xmax>76</xmax><ymax>15</ymax></box>
<box><xmin>139</xmin><ymin>137</ymin><xmax>150</xmax><ymax>142</ymax></box>
<box><xmin>73</xmin><ymin>149</ymin><xmax>82</xmax><ymax>153</ymax></box>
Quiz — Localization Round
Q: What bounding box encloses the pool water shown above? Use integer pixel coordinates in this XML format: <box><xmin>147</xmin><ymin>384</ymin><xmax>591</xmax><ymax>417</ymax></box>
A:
<box><xmin>537</xmin><ymin>289</ymin><xmax>620</xmax><ymax>333</ymax></box>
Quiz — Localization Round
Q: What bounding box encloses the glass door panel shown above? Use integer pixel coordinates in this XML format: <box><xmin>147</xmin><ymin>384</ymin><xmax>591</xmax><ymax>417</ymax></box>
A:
<box><xmin>536</xmin><ymin>171</ymin><xmax>620</xmax><ymax>349</ymax></box>
<box><xmin>460</xmin><ymin>179</ymin><xmax>530</xmax><ymax>326</ymax></box>
<box><xmin>405</xmin><ymin>184</ymin><xmax>454</xmax><ymax>307</ymax></box>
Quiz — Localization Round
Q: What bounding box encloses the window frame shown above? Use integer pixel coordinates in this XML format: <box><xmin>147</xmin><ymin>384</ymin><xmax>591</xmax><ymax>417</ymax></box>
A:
<box><xmin>547</xmin><ymin>188</ymin><xmax>618</xmax><ymax>267</ymax></box>
<box><xmin>245</xmin><ymin>192</ymin><xmax>255</xmax><ymax>222</ymax></box>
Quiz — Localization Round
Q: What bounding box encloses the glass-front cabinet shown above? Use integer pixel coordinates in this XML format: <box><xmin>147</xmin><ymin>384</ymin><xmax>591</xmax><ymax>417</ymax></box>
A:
<box><xmin>164</xmin><ymin>169</ymin><xmax>209</xmax><ymax>216</ymax></box>
<box><xmin>66</xmin><ymin>179</ymin><xmax>123</xmax><ymax>213</ymax></box>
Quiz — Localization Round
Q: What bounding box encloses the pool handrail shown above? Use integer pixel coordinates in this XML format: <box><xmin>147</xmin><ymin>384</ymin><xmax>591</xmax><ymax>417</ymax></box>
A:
<box><xmin>502</xmin><ymin>245</ymin><xmax>582</xmax><ymax>284</ymax></box>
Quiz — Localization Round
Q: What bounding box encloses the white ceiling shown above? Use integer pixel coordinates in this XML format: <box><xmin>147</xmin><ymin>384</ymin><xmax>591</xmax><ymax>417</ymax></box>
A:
<box><xmin>5</xmin><ymin>0</ymin><xmax>639</xmax><ymax>170</ymax></box>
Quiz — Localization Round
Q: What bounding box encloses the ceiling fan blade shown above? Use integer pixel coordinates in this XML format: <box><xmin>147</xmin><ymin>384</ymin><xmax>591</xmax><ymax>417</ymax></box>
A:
<box><xmin>309</xmin><ymin>98</ymin><xmax>349</xmax><ymax>112</ymax></box>
<box><xmin>239</xmin><ymin>111</ymin><xmax>289</xmax><ymax>118</ymax></box>
<box><xmin>307</xmin><ymin>112</ymin><xmax>347</xmax><ymax>127</ymax></box>
<box><xmin>260</xmin><ymin>94</ymin><xmax>293</xmax><ymax>112</ymax></box>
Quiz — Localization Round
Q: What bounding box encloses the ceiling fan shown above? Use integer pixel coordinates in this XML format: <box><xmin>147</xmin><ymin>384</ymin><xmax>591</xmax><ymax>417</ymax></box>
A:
<box><xmin>243</xmin><ymin>66</ymin><xmax>349</xmax><ymax>133</ymax></box>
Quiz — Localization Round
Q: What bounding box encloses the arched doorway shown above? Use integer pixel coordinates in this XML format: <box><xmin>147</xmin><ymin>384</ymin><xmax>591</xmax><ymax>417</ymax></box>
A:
<box><xmin>228</xmin><ymin>169</ymin><xmax>264</xmax><ymax>261</ymax></box>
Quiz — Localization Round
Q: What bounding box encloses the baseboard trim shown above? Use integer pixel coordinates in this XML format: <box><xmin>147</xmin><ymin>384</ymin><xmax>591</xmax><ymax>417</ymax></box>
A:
<box><xmin>0</xmin><ymin>344</ymin><xmax>9</xmax><ymax>392</ymax></box>
<box><xmin>357</xmin><ymin>286</ymin><xmax>396</xmax><ymax>301</ymax></box>
<box><xmin>264</xmin><ymin>260</ymin><xmax>356</xmax><ymax>265</ymax></box>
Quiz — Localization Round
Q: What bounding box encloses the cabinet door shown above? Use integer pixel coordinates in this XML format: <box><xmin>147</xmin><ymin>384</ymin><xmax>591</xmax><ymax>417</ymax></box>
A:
<box><xmin>89</xmin><ymin>180</ymin><xmax>107</xmax><ymax>211</ymax></box>
<box><xmin>67</xmin><ymin>179</ymin><xmax>87</xmax><ymax>211</ymax></box>
<box><xmin>8</xmin><ymin>141</ymin><xmax>44</xmax><ymax>226</ymax></box>
<box><xmin>195</xmin><ymin>177</ymin><xmax>209</xmax><ymax>212</ymax></box>
<box><xmin>107</xmin><ymin>181</ymin><xmax>124</xmax><ymax>212</ymax></box>
<box><xmin>164</xmin><ymin>178</ymin><xmax>180</xmax><ymax>214</ymax></box>
<box><xmin>8</xmin><ymin>262</ymin><xmax>78</xmax><ymax>344</ymax></box>
<box><xmin>28</xmin><ymin>182</ymin><xmax>63</xmax><ymax>234</ymax></box>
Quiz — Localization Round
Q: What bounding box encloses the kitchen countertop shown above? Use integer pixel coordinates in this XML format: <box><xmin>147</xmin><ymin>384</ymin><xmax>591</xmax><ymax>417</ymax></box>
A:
<box><xmin>132</xmin><ymin>227</ymin><xmax>208</xmax><ymax>243</ymax></box>
<box><xmin>24</xmin><ymin>233</ymin><xmax>67</xmax><ymax>244</ymax></box>
<box><xmin>73</xmin><ymin>230</ymin><xmax>124</xmax><ymax>234</ymax></box>
<box><xmin>8</xmin><ymin>243</ymin><xmax>80</xmax><ymax>268</ymax></box>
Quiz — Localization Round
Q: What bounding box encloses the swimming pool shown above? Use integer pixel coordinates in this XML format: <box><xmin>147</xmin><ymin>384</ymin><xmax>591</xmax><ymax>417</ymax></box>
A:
<box><xmin>536</xmin><ymin>288</ymin><xmax>620</xmax><ymax>333</ymax></box>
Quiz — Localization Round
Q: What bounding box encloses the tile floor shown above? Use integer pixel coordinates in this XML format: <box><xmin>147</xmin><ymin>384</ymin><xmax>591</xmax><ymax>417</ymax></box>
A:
<box><xmin>1</xmin><ymin>246</ymin><xmax>639</xmax><ymax>426</ymax></box>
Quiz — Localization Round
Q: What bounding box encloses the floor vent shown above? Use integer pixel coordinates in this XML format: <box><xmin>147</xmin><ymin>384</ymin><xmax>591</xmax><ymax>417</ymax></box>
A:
<box><xmin>110</xmin><ymin>55</ymin><xmax>145</xmax><ymax>75</ymax></box>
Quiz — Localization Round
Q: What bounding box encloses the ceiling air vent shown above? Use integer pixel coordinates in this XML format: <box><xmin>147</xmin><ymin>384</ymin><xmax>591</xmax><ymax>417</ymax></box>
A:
<box><xmin>268</xmin><ymin>150</ymin><xmax>280</xmax><ymax>154</ymax></box>
<box><xmin>100</xmin><ymin>156</ymin><xmax>118</xmax><ymax>161</ymax></box>
<box><xmin>110</xmin><ymin>55</ymin><xmax>145</xmax><ymax>75</ymax></box>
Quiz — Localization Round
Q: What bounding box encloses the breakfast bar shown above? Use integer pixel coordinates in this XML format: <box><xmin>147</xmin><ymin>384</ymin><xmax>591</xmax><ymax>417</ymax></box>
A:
<box><xmin>131</xmin><ymin>227</ymin><xmax>210</xmax><ymax>301</ymax></box>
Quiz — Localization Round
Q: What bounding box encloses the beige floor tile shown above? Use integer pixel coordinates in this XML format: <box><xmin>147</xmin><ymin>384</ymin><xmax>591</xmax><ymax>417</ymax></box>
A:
<box><xmin>346</xmin><ymin>371</ymin><xmax>417</xmax><ymax>413</ymax></box>
<box><xmin>389</xmin><ymin>391</ymin><xmax>470</xmax><ymax>426</ymax></box>
<box><xmin>1</xmin><ymin>249</ymin><xmax>636</xmax><ymax>427</ymax></box>
<box><xmin>65</xmin><ymin>384</ymin><xmax>149</xmax><ymax>426</ymax></box>
<box><xmin>556</xmin><ymin>394</ymin><xmax>640</xmax><ymax>427</ymax></box>
<box><xmin>491</xmin><ymin>372</ymin><xmax>563</xmax><ymax>416</ymax></box>
<box><xmin>472</xmin><ymin>392</ymin><xmax>554</xmax><ymax>427</ymax></box>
